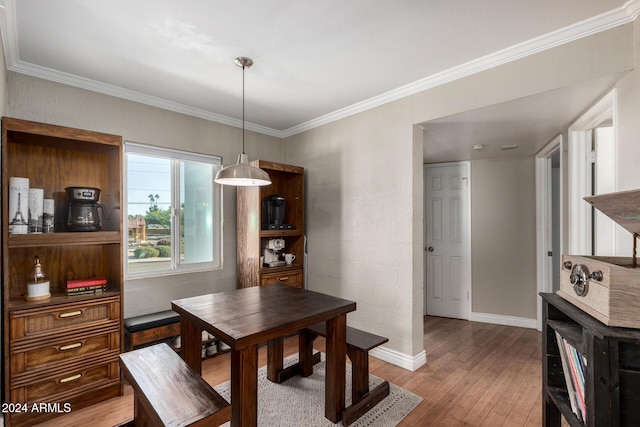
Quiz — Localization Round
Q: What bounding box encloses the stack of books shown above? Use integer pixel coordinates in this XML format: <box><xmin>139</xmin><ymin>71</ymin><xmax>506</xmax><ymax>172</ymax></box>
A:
<box><xmin>555</xmin><ymin>331</ymin><xmax>587</xmax><ymax>422</ymax></box>
<box><xmin>66</xmin><ymin>278</ymin><xmax>108</xmax><ymax>295</ymax></box>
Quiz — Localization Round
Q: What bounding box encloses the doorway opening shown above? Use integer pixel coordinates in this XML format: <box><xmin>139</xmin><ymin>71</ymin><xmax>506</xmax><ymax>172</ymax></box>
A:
<box><xmin>536</xmin><ymin>135</ymin><xmax>561</xmax><ymax>330</ymax></box>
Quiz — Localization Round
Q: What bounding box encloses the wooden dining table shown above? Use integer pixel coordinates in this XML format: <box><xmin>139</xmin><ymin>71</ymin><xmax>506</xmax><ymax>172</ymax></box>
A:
<box><xmin>171</xmin><ymin>284</ymin><xmax>357</xmax><ymax>426</ymax></box>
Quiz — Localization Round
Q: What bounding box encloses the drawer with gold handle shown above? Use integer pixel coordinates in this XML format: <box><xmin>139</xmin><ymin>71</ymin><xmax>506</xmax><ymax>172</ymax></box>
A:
<box><xmin>10</xmin><ymin>296</ymin><xmax>120</xmax><ymax>344</ymax></box>
<box><xmin>260</xmin><ymin>269</ymin><xmax>303</xmax><ymax>288</ymax></box>
<box><xmin>10</xmin><ymin>329</ymin><xmax>120</xmax><ymax>376</ymax></box>
<box><xmin>9</xmin><ymin>360</ymin><xmax>119</xmax><ymax>404</ymax></box>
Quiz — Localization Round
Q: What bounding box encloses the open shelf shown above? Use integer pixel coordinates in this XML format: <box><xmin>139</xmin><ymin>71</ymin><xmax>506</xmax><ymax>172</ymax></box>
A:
<box><xmin>542</xmin><ymin>292</ymin><xmax>640</xmax><ymax>426</ymax></box>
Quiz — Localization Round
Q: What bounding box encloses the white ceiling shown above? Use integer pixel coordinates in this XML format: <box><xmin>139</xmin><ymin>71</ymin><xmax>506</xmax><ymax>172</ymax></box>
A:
<box><xmin>0</xmin><ymin>0</ymin><xmax>636</xmax><ymax>156</ymax></box>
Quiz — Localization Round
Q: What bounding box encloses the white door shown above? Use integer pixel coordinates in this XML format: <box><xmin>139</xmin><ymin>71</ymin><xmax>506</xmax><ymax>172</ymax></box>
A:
<box><xmin>424</xmin><ymin>163</ymin><xmax>470</xmax><ymax>319</ymax></box>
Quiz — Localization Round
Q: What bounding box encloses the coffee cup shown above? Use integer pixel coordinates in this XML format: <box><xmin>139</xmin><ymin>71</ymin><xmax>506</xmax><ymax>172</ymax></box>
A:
<box><xmin>284</xmin><ymin>253</ymin><xmax>296</xmax><ymax>265</ymax></box>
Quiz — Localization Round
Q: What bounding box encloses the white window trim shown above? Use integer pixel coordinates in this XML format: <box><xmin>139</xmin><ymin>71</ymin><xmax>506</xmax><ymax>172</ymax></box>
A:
<box><xmin>124</xmin><ymin>141</ymin><xmax>223</xmax><ymax>278</ymax></box>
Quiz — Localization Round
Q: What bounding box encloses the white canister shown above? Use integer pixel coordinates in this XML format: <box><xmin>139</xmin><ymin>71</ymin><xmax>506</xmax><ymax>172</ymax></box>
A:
<box><xmin>43</xmin><ymin>198</ymin><xmax>55</xmax><ymax>233</ymax></box>
<box><xmin>29</xmin><ymin>188</ymin><xmax>44</xmax><ymax>233</ymax></box>
<box><xmin>27</xmin><ymin>281</ymin><xmax>51</xmax><ymax>298</ymax></box>
<box><xmin>9</xmin><ymin>177</ymin><xmax>29</xmax><ymax>234</ymax></box>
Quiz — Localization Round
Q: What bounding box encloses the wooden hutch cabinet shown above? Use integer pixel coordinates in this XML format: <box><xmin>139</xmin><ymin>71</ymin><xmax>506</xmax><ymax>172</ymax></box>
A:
<box><xmin>236</xmin><ymin>161</ymin><xmax>304</xmax><ymax>289</ymax></box>
<box><xmin>1</xmin><ymin>118</ymin><xmax>123</xmax><ymax>426</ymax></box>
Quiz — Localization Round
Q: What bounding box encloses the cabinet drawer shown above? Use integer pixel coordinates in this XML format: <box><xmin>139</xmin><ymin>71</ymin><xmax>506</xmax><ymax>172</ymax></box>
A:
<box><xmin>10</xmin><ymin>360</ymin><xmax>120</xmax><ymax>404</ymax></box>
<box><xmin>261</xmin><ymin>270</ymin><xmax>303</xmax><ymax>288</ymax></box>
<box><xmin>10</xmin><ymin>297</ymin><xmax>120</xmax><ymax>344</ymax></box>
<box><xmin>11</xmin><ymin>329</ymin><xmax>120</xmax><ymax>376</ymax></box>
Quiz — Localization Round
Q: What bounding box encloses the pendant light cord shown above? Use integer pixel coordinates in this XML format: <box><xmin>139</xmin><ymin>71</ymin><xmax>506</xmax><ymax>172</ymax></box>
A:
<box><xmin>242</xmin><ymin>63</ymin><xmax>246</xmax><ymax>155</ymax></box>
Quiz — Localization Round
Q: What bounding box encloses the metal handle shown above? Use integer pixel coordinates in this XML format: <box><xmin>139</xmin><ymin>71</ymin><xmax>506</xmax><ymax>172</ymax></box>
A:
<box><xmin>59</xmin><ymin>373</ymin><xmax>82</xmax><ymax>383</ymax></box>
<box><xmin>278</xmin><ymin>277</ymin><xmax>289</xmax><ymax>281</ymax></box>
<box><xmin>59</xmin><ymin>342</ymin><xmax>83</xmax><ymax>351</ymax></box>
<box><xmin>589</xmin><ymin>270</ymin><xmax>604</xmax><ymax>282</ymax></box>
<box><xmin>59</xmin><ymin>310</ymin><xmax>83</xmax><ymax>318</ymax></box>
<box><xmin>427</xmin><ymin>246</ymin><xmax>434</xmax><ymax>252</ymax></box>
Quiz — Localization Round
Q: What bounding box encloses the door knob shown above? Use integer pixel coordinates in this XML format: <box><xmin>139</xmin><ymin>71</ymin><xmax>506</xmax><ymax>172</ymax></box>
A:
<box><xmin>427</xmin><ymin>246</ymin><xmax>434</xmax><ymax>252</ymax></box>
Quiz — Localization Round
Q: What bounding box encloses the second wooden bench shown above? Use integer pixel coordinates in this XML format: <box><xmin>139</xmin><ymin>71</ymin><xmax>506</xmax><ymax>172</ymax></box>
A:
<box><xmin>275</xmin><ymin>323</ymin><xmax>389</xmax><ymax>426</ymax></box>
<box><xmin>119</xmin><ymin>342</ymin><xmax>230</xmax><ymax>426</ymax></box>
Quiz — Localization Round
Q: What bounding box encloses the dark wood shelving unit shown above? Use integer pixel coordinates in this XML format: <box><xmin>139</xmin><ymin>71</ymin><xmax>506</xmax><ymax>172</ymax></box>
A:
<box><xmin>542</xmin><ymin>292</ymin><xmax>640</xmax><ymax>426</ymax></box>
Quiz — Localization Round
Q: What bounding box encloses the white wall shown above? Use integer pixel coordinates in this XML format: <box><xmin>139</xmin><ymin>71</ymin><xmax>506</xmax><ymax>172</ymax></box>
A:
<box><xmin>5</xmin><ymin>73</ymin><xmax>283</xmax><ymax>318</ymax></box>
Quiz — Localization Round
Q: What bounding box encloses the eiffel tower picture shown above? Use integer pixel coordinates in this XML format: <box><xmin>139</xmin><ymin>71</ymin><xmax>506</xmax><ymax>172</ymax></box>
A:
<box><xmin>10</xmin><ymin>192</ymin><xmax>27</xmax><ymax>225</ymax></box>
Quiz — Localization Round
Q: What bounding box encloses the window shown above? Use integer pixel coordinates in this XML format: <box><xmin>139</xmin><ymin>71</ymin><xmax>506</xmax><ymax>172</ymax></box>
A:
<box><xmin>124</xmin><ymin>142</ymin><xmax>223</xmax><ymax>277</ymax></box>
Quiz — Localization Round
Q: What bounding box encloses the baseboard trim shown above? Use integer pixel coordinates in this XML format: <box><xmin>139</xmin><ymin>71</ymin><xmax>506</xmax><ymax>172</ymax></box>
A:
<box><xmin>469</xmin><ymin>312</ymin><xmax>537</xmax><ymax>329</ymax></box>
<box><xmin>370</xmin><ymin>346</ymin><xmax>426</xmax><ymax>372</ymax></box>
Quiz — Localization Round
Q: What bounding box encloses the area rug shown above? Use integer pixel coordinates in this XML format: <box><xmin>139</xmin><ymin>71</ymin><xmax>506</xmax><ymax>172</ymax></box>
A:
<box><xmin>215</xmin><ymin>353</ymin><xmax>421</xmax><ymax>426</ymax></box>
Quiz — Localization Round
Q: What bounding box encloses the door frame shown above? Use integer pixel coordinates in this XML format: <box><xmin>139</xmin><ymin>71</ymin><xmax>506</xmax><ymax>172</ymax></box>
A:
<box><xmin>535</xmin><ymin>135</ymin><xmax>562</xmax><ymax>331</ymax></box>
<box><xmin>423</xmin><ymin>161</ymin><xmax>472</xmax><ymax>319</ymax></box>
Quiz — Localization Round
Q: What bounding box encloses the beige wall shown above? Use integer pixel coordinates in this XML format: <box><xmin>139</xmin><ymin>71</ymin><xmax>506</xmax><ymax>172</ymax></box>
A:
<box><xmin>284</xmin><ymin>23</ymin><xmax>636</xmax><ymax>364</ymax></box>
<box><xmin>614</xmin><ymin>18</ymin><xmax>640</xmax><ymax>192</ymax></box>
<box><xmin>284</xmin><ymin>98</ymin><xmax>424</xmax><ymax>357</ymax></box>
<box><xmin>5</xmin><ymin>73</ymin><xmax>283</xmax><ymax>318</ymax></box>
<box><xmin>470</xmin><ymin>158</ymin><xmax>537</xmax><ymax>318</ymax></box>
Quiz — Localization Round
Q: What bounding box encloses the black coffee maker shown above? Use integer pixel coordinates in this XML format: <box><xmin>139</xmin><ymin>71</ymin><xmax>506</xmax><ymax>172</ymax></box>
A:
<box><xmin>66</xmin><ymin>187</ymin><xmax>109</xmax><ymax>231</ymax></box>
<box><xmin>262</xmin><ymin>195</ymin><xmax>293</xmax><ymax>230</ymax></box>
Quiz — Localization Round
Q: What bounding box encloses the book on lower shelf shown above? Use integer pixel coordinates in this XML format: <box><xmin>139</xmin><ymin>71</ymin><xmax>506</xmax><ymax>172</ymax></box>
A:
<box><xmin>555</xmin><ymin>330</ymin><xmax>587</xmax><ymax>422</ymax></box>
<box><xmin>67</xmin><ymin>278</ymin><xmax>107</xmax><ymax>289</ymax></box>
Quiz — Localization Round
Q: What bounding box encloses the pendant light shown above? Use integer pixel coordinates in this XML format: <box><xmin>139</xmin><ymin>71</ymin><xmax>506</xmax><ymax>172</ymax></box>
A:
<box><xmin>214</xmin><ymin>57</ymin><xmax>271</xmax><ymax>186</ymax></box>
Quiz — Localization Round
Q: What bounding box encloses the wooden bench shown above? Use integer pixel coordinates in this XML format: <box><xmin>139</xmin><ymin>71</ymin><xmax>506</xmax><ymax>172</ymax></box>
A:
<box><xmin>119</xmin><ymin>343</ymin><xmax>231</xmax><ymax>426</ymax></box>
<box><xmin>281</xmin><ymin>323</ymin><xmax>389</xmax><ymax>426</ymax></box>
<box><xmin>124</xmin><ymin>310</ymin><xmax>181</xmax><ymax>351</ymax></box>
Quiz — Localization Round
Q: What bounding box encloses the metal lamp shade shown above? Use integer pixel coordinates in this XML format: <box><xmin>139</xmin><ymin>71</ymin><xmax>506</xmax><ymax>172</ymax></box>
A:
<box><xmin>214</xmin><ymin>153</ymin><xmax>271</xmax><ymax>186</ymax></box>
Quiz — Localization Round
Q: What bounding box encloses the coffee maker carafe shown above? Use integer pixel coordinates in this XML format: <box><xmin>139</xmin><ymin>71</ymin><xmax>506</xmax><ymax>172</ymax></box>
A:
<box><xmin>66</xmin><ymin>187</ymin><xmax>109</xmax><ymax>231</ymax></box>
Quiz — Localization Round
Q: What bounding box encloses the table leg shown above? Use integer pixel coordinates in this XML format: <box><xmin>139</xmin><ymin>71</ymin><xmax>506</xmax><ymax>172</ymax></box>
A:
<box><xmin>267</xmin><ymin>338</ymin><xmax>283</xmax><ymax>382</ymax></box>
<box><xmin>179</xmin><ymin>316</ymin><xmax>202</xmax><ymax>375</ymax></box>
<box><xmin>325</xmin><ymin>314</ymin><xmax>347</xmax><ymax>423</ymax></box>
<box><xmin>231</xmin><ymin>344</ymin><xmax>259</xmax><ymax>426</ymax></box>
<box><xmin>299</xmin><ymin>330</ymin><xmax>316</xmax><ymax>377</ymax></box>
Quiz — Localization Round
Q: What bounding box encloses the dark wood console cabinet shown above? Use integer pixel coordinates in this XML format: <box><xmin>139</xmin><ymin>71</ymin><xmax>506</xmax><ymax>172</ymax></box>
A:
<box><xmin>236</xmin><ymin>161</ymin><xmax>304</xmax><ymax>289</ymax></box>
<box><xmin>2</xmin><ymin>118</ymin><xmax>124</xmax><ymax>426</ymax></box>
<box><xmin>542</xmin><ymin>292</ymin><xmax>640</xmax><ymax>426</ymax></box>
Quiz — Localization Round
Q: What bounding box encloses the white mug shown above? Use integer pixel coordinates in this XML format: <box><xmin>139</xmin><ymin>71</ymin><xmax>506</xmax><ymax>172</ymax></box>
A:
<box><xmin>284</xmin><ymin>253</ymin><xmax>296</xmax><ymax>265</ymax></box>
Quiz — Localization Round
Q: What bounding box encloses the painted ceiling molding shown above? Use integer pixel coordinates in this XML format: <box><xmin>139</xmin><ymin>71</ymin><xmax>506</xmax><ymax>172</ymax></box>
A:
<box><xmin>1</xmin><ymin>0</ymin><xmax>639</xmax><ymax>139</ymax></box>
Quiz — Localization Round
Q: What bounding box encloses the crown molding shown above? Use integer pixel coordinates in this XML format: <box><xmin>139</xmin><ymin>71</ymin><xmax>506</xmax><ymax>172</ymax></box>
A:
<box><xmin>6</xmin><ymin>59</ymin><xmax>284</xmax><ymax>138</ymax></box>
<box><xmin>2</xmin><ymin>0</ymin><xmax>639</xmax><ymax>140</ymax></box>
<box><xmin>282</xmin><ymin>0</ymin><xmax>640</xmax><ymax>137</ymax></box>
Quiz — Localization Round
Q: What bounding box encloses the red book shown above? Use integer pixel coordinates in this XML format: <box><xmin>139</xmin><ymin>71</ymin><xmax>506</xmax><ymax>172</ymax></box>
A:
<box><xmin>67</xmin><ymin>278</ymin><xmax>107</xmax><ymax>289</ymax></box>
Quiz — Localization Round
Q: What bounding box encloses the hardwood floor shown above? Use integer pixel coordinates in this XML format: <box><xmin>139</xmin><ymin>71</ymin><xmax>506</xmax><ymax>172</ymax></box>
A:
<box><xmin>33</xmin><ymin>316</ymin><xmax>543</xmax><ymax>426</ymax></box>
